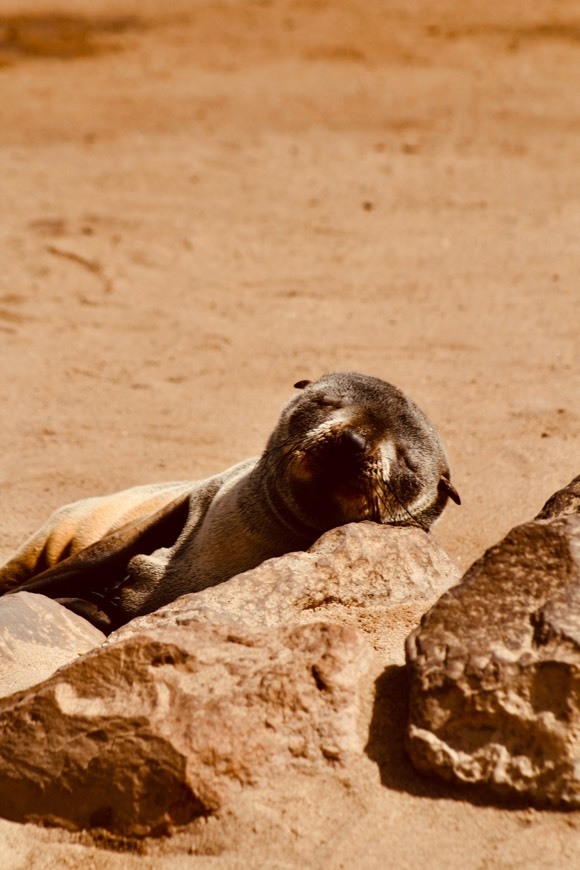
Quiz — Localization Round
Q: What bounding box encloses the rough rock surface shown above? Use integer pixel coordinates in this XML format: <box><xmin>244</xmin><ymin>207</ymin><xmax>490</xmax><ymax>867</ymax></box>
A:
<box><xmin>112</xmin><ymin>522</ymin><xmax>460</xmax><ymax>655</ymax></box>
<box><xmin>0</xmin><ymin>591</ymin><xmax>105</xmax><ymax>698</ymax></box>
<box><xmin>406</xmin><ymin>511</ymin><xmax>580</xmax><ymax>808</ymax></box>
<box><xmin>535</xmin><ymin>473</ymin><xmax>580</xmax><ymax>521</ymax></box>
<box><xmin>0</xmin><ymin>619</ymin><xmax>372</xmax><ymax>835</ymax></box>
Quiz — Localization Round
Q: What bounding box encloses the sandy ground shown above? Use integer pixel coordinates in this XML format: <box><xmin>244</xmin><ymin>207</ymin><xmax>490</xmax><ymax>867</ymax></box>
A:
<box><xmin>1</xmin><ymin>0</ymin><xmax>579</xmax><ymax>866</ymax></box>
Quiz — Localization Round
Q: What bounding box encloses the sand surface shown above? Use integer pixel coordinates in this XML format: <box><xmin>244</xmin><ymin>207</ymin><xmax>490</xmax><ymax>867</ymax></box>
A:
<box><xmin>1</xmin><ymin>1</ymin><xmax>579</xmax><ymax>866</ymax></box>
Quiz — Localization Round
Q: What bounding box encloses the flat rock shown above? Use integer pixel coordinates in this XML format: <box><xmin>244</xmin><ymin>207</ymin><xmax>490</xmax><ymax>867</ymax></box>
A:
<box><xmin>0</xmin><ymin>591</ymin><xmax>105</xmax><ymax>698</ymax></box>
<box><xmin>406</xmin><ymin>512</ymin><xmax>580</xmax><ymax>808</ymax></box>
<box><xmin>0</xmin><ymin>619</ymin><xmax>372</xmax><ymax>836</ymax></box>
<box><xmin>112</xmin><ymin>522</ymin><xmax>460</xmax><ymax>660</ymax></box>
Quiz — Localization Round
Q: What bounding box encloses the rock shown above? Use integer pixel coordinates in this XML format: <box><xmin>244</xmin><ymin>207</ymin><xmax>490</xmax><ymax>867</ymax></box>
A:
<box><xmin>535</xmin><ymin>473</ymin><xmax>580</xmax><ymax>521</ymax></box>
<box><xmin>406</xmin><ymin>512</ymin><xmax>580</xmax><ymax>808</ymax></box>
<box><xmin>0</xmin><ymin>591</ymin><xmax>105</xmax><ymax>698</ymax></box>
<box><xmin>0</xmin><ymin>619</ymin><xmax>372</xmax><ymax>835</ymax></box>
<box><xmin>0</xmin><ymin>520</ymin><xmax>457</xmax><ymax>835</ymax></box>
<box><xmin>111</xmin><ymin>522</ymin><xmax>460</xmax><ymax>658</ymax></box>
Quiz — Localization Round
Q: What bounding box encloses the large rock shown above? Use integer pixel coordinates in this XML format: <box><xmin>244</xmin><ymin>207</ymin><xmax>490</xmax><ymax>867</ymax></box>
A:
<box><xmin>0</xmin><ymin>591</ymin><xmax>105</xmax><ymax>697</ymax></box>
<box><xmin>112</xmin><ymin>522</ymin><xmax>460</xmax><ymax>658</ymax></box>
<box><xmin>535</xmin><ymin>473</ymin><xmax>580</xmax><ymax>521</ymax></box>
<box><xmin>0</xmin><ymin>619</ymin><xmax>372</xmax><ymax>836</ymax></box>
<box><xmin>406</xmin><ymin>511</ymin><xmax>580</xmax><ymax>808</ymax></box>
<box><xmin>0</xmin><ymin>520</ymin><xmax>457</xmax><ymax>836</ymax></box>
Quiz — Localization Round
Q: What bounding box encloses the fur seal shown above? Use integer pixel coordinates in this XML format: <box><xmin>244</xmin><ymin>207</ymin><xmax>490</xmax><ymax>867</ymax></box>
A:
<box><xmin>0</xmin><ymin>372</ymin><xmax>460</xmax><ymax>631</ymax></box>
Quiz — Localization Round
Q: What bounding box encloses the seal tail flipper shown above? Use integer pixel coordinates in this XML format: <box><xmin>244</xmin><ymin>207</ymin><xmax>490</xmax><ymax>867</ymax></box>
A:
<box><xmin>9</xmin><ymin>492</ymin><xmax>191</xmax><ymax>631</ymax></box>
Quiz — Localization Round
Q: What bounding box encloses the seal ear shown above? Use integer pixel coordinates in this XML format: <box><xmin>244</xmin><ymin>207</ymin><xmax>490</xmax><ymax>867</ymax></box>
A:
<box><xmin>294</xmin><ymin>379</ymin><xmax>312</xmax><ymax>390</ymax></box>
<box><xmin>439</xmin><ymin>476</ymin><xmax>461</xmax><ymax>505</ymax></box>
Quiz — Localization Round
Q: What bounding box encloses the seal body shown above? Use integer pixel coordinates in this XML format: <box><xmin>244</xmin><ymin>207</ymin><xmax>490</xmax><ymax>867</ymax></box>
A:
<box><xmin>0</xmin><ymin>372</ymin><xmax>459</xmax><ymax>631</ymax></box>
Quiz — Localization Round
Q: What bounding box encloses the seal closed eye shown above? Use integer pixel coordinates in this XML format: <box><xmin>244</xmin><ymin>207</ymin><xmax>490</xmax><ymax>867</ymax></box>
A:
<box><xmin>0</xmin><ymin>371</ymin><xmax>459</xmax><ymax>632</ymax></box>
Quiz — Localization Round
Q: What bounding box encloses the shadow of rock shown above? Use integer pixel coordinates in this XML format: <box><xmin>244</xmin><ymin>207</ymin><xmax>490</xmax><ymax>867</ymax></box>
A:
<box><xmin>364</xmin><ymin>665</ymin><xmax>532</xmax><ymax>809</ymax></box>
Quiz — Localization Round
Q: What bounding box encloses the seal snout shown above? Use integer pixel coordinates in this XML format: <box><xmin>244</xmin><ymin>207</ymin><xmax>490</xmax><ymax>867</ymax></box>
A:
<box><xmin>339</xmin><ymin>428</ymin><xmax>369</xmax><ymax>455</ymax></box>
<box><xmin>289</xmin><ymin>422</ymin><xmax>376</xmax><ymax>488</ymax></box>
<box><xmin>312</xmin><ymin>424</ymin><xmax>376</xmax><ymax>472</ymax></box>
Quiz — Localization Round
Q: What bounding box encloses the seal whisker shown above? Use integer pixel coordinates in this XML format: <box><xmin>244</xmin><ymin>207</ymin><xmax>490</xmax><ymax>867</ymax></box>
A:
<box><xmin>261</xmin><ymin>439</ymin><xmax>304</xmax><ymax>483</ymax></box>
<box><xmin>381</xmin><ymin>478</ymin><xmax>430</xmax><ymax>532</ymax></box>
<box><xmin>369</xmin><ymin>478</ymin><xmax>398</xmax><ymax>525</ymax></box>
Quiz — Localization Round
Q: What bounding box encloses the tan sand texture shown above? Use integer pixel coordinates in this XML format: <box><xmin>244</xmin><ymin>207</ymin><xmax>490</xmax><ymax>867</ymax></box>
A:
<box><xmin>0</xmin><ymin>1</ymin><xmax>579</xmax><ymax>866</ymax></box>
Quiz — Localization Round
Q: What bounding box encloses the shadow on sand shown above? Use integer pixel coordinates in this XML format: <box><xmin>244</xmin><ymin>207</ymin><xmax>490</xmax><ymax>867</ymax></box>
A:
<box><xmin>364</xmin><ymin>665</ymin><xmax>532</xmax><ymax>810</ymax></box>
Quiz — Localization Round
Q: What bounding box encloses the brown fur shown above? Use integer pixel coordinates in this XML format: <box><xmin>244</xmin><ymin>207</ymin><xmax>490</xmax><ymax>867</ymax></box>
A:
<box><xmin>0</xmin><ymin>373</ymin><xmax>459</xmax><ymax>631</ymax></box>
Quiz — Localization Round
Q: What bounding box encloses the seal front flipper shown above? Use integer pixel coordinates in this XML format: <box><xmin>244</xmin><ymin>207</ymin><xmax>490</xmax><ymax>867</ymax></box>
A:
<box><xmin>13</xmin><ymin>492</ymin><xmax>192</xmax><ymax>632</ymax></box>
<box><xmin>54</xmin><ymin>597</ymin><xmax>116</xmax><ymax>633</ymax></box>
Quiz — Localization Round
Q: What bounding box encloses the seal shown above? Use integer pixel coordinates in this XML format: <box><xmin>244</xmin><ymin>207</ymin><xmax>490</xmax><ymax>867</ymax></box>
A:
<box><xmin>0</xmin><ymin>372</ymin><xmax>460</xmax><ymax>631</ymax></box>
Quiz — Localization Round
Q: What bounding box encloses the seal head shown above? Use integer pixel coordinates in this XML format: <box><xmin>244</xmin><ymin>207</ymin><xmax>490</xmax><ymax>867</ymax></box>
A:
<box><xmin>257</xmin><ymin>371</ymin><xmax>459</xmax><ymax>537</ymax></box>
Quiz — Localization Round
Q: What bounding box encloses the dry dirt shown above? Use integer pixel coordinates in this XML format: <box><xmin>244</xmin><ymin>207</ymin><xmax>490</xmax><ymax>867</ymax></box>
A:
<box><xmin>1</xmin><ymin>0</ymin><xmax>579</xmax><ymax>867</ymax></box>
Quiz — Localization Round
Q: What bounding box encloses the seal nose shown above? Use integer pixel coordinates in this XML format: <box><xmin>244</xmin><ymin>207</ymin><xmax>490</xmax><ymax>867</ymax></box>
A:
<box><xmin>340</xmin><ymin>429</ymin><xmax>369</xmax><ymax>454</ymax></box>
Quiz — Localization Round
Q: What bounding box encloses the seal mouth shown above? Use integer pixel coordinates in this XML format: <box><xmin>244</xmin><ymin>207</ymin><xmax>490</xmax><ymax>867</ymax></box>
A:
<box><xmin>294</xmin><ymin>452</ymin><xmax>375</xmax><ymax>515</ymax></box>
<box><xmin>332</xmin><ymin>482</ymin><xmax>377</xmax><ymax>521</ymax></box>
